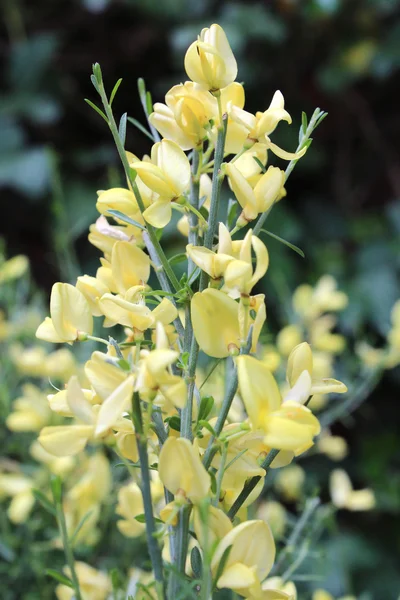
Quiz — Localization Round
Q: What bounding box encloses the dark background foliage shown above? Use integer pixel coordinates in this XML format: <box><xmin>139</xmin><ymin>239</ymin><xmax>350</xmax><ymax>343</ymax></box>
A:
<box><xmin>1</xmin><ymin>0</ymin><xmax>400</xmax><ymax>597</ymax></box>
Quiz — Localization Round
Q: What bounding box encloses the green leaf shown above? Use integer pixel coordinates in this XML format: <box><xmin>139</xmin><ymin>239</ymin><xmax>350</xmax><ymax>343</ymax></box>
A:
<box><xmin>212</xmin><ymin>545</ymin><xmax>233</xmax><ymax>591</ymax></box>
<box><xmin>127</xmin><ymin>116</ymin><xmax>154</xmax><ymax>141</ymax></box>
<box><xmin>198</xmin><ymin>420</ymin><xmax>217</xmax><ymax>437</ymax></box>
<box><xmin>301</xmin><ymin>111</ymin><xmax>308</xmax><ymax>136</ymax></box>
<box><xmin>260</xmin><ymin>229</ymin><xmax>305</xmax><ymax>258</ymax></box>
<box><xmin>92</xmin><ymin>62</ymin><xmax>103</xmax><ymax>85</ymax></box>
<box><xmin>137</xmin><ymin>78</ymin><xmax>146</xmax><ymax>102</ymax></box>
<box><xmin>117</xmin><ymin>358</ymin><xmax>131</xmax><ymax>371</ymax></box>
<box><xmin>227</xmin><ymin>198</ymin><xmax>238</xmax><ymax>229</ymax></box>
<box><xmin>190</xmin><ymin>546</ymin><xmax>203</xmax><ymax>578</ymax></box>
<box><xmin>106</xmin><ymin>209</ymin><xmax>146</xmax><ymax>230</ymax></box>
<box><xmin>84</xmin><ymin>98</ymin><xmax>108</xmax><ymax>123</ymax></box>
<box><xmin>168</xmin><ymin>252</ymin><xmax>187</xmax><ymax>266</ymax></box>
<box><xmin>145</xmin><ymin>90</ymin><xmax>153</xmax><ymax>116</ymax></box>
<box><xmin>45</xmin><ymin>569</ymin><xmax>74</xmax><ymax>588</ymax></box>
<box><xmin>134</xmin><ymin>513</ymin><xmax>164</xmax><ymax>525</ymax></box>
<box><xmin>119</xmin><ymin>112</ymin><xmax>127</xmax><ymax>146</ymax></box>
<box><xmin>253</xmin><ymin>156</ymin><xmax>266</xmax><ymax>173</ymax></box>
<box><xmin>167</xmin><ymin>415</ymin><xmax>181</xmax><ymax>432</ymax></box>
<box><xmin>50</xmin><ymin>475</ymin><xmax>62</xmax><ymax>505</ymax></box>
<box><xmin>316</xmin><ymin>111</ymin><xmax>328</xmax><ymax>127</ymax></box>
<box><xmin>110</xmin><ymin>78</ymin><xmax>123</xmax><ymax>106</ymax></box>
<box><xmin>197</xmin><ymin>396</ymin><xmax>215</xmax><ymax>422</ymax></box>
<box><xmin>70</xmin><ymin>510</ymin><xmax>94</xmax><ymax>546</ymax></box>
<box><xmin>32</xmin><ymin>489</ymin><xmax>56</xmax><ymax>516</ymax></box>
<box><xmin>90</xmin><ymin>74</ymin><xmax>100</xmax><ymax>93</ymax></box>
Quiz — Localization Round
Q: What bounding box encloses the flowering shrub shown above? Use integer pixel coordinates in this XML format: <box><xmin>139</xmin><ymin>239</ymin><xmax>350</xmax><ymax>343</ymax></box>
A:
<box><xmin>2</xmin><ymin>23</ymin><xmax>399</xmax><ymax>600</ymax></box>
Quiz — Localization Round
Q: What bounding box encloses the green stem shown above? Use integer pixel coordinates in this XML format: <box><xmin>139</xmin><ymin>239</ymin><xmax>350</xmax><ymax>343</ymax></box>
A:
<box><xmin>227</xmin><ymin>448</ymin><xmax>280</xmax><ymax>520</ymax></box>
<box><xmin>132</xmin><ymin>393</ymin><xmax>165</xmax><ymax>599</ymax></box>
<box><xmin>142</xmin><ymin>230</ymin><xmax>185</xmax><ymax>347</ymax></box>
<box><xmin>53</xmin><ymin>486</ymin><xmax>82</xmax><ymax>600</ymax></box>
<box><xmin>188</xmin><ymin>150</ymin><xmax>201</xmax><ymax>276</ymax></box>
<box><xmin>200</xmin><ymin>114</ymin><xmax>228</xmax><ymax>291</ymax></box>
<box><xmin>253</xmin><ymin>108</ymin><xmax>323</xmax><ymax>237</ymax></box>
<box><xmin>203</xmin><ymin>330</ymin><xmax>252</xmax><ymax>470</ymax></box>
<box><xmin>167</xmin><ymin>505</ymin><xmax>192</xmax><ymax>597</ymax></box>
<box><xmin>95</xmin><ymin>69</ymin><xmax>181</xmax><ymax>294</ymax></box>
<box><xmin>213</xmin><ymin>442</ymin><xmax>228</xmax><ymax>507</ymax></box>
<box><xmin>203</xmin><ymin>359</ymin><xmax>238</xmax><ymax>470</ymax></box>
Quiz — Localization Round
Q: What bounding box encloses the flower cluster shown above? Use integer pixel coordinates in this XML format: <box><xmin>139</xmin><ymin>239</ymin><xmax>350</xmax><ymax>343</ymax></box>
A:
<box><xmin>1</xmin><ymin>23</ymin><xmax>388</xmax><ymax>600</ymax></box>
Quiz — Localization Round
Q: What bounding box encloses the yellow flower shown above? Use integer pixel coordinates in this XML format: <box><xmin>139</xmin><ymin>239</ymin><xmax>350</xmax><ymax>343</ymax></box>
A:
<box><xmin>38</xmin><ymin>374</ymin><xmax>134</xmax><ymax>456</ymax></box>
<box><xmin>56</xmin><ymin>562</ymin><xmax>111</xmax><ymax>600</ymax></box>
<box><xmin>0</xmin><ymin>254</ymin><xmax>29</xmax><ymax>284</ymax></box>
<box><xmin>88</xmin><ymin>215</ymin><xmax>141</xmax><ymax>258</ymax></box>
<box><xmin>223</xmin><ymin>229</ymin><xmax>269</xmax><ymax>295</ymax></box>
<box><xmin>36</xmin><ymin>283</ymin><xmax>93</xmax><ymax>343</ymax></box>
<box><xmin>285</xmin><ymin>342</ymin><xmax>347</xmax><ymax>402</ymax></box>
<box><xmin>116</xmin><ymin>483</ymin><xmax>145</xmax><ymax>538</ymax></box>
<box><xmin>237</xmin><ymin>355</ymin><xmax>320</xmax><ymax>452</ymax></box>
<box><xmin>6</xmin><ymin>384</ymin><xmax>51</xmax><ymax>432</ymax></box>
<box><xmin>76</xmin><ymin>275</ymin><xmax>109</xmax><ymax>317</ymax></box>
<box><xmin>110</xmin><ymin>240</ymin><xmax>150</xmax><ymax>294</ymax></box>
<box><xmin>0</xmin><ymin>473</ymin><xmax>35</xmax><ymax>524</ymax></box>
<box><xmin>191</xmin><ymin>288</ymin><xmax>241</xmax><ymax>358</ymax></box>
<box><xmin>226</xmin><ymin>162</ymin><xmax>286</xmax><ymax>223</ymax></box>
<box><xmin>96</xmin><ymin>187</ymin><xmax>144</xmax><ymax>223</ymax></box>
<box><xmin>184</xmin><ymin>23</ymin><xmax>237</xmax><ymax>91</ymax></box>
<box><xmin>211</xmin><ymin>520</ymin><xmax>275</xmax><ymax>597</ymax></box>
<box><xmin>131</xmin><ymin>140</ymin><xmax>191</xmax><ymax>228</ymax></box>
<box><xmin>193</xmin><ymin>504</ymin><xmax>233</xmax><ymax>551</ymax></box>
<box><xmin>274</xmin><ymin>464</ymin><xmax>305</xmax><ymax>502</ymax></box>
<box><xmin>150</xmin><ymin>82</ymin><xmax>214</xmax><ymax>150</ymax></box>
<box><xmin>257</xmin><ymin>501</ymin><xmax>287</xmax><ymax>540</ymax></box>
<box><xmin>135</xmin><ymin>322</ymin><xmax>186</xmax><ymax>408</ymax></box>
<box><xmin>330</xmin><ymin>469</ymin><xmax>375</xmax><ymax>511</ymax></box>
<box><xmin>316</xmin><ymin>433</ymin><xmax>348</xmax><ymax>461</ymax></box>
<box><xmin>158</xmin><ymin>437</ymin><xmax>210</xmax><ymax>503</ymax></box>
<box><xmin>229</xmin><ymin>91</ymin><xmax>291</xmax><ymax>141</ymax></box>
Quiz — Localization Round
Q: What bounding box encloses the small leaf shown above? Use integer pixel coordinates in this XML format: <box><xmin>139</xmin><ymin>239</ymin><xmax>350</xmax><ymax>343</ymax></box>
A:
<box><xmin>50</xmin><ymin>475</ymin><xmax>62</xmax><ymax>505</ymax></box>
<box><xmin>197</xmin><ymin>396</ymin><xmax>214</xmax><ymax>422</ymax></box>
<box><xmin>167</xmin><ymin>416</ymin><xmax>181</xmax><ymax>432</ymax></box>
<box><xmin>119</xmin><ymin>112</ymin><xmax>127</xmax><ymax>146</ymax></box>
<box><xmin>137</xmin><ymin>78</ymin><xmax>146</xmax><ymax>102</ymax></box>
<box><xmin>117</xmin><ymin>358</ymin><xmax>131</xmax><ymax>372</ymax></box>
<box><xmin>84</xmin><ymin>99</ymin><xmax>108</xmax><ymax>123</ymax></box>
<box><xmin>134</xmin><ymin>514</ymin><xmax>164</xmax><ymax>525</ymax></box>
<box><xmin>107</xmin><ymin>209</ymin><xmax>146</xmax><ymax>230</ymax></box>
<box><xmin>260</xmin><ymin>229</ymin><xmax>305</xmax><ymax>258</ymax></box>
<box><xmin>70</xmin><ymin>510</ymin><xmax>94</xmax><ymax>545</ymax></box>
<box><xmin>92</xmin><ymin>62</ymin><xmax>103</xmax><ymax>85</ymax></box>
<box><xmin>145</xmin><ymin>90</ymin><xmax>153</xmax><ymax>116</ymax></box>
<box><xmin>212</xmin><ymin>545</ymin><xmax>233</xmax><ymax>591</ymax></box>
<box><xmin>226</xmin><ymin>198</ymin><xmax>238</xmax><ymax>229</ymax></box>
<box><xmin>127</xmin><ymin>116</ymin><xmax>154</xmax><ymax>141</ymax></box>
<box><xmin>209</xmin><ymin>469</ymin><xmax>217</xmax><ymax>495</ymax></box>
<box><xmin>316</xmin><ymin>111</ymin><xmax>328</xmax><ymax>127</ymax></box>
<box><xmin>45</xmin><ymin>569</ymin><xmax>74</xmax><ymax>588</ymax></box>
<box><xmin>32</xmin><ymin>489</ymin><xmax>56</xmax><ymax>516</ymax></box>
<box><xmin>253</xmin><ymin>156</ymin><xmax>266</xmax><ymax>173</ymax></box>
<box><xmin>190</xmin><ymin>546</ymin><xmax>203</xmax><ymax>578</ymax></box>
<box><xmin>168</xmin><ymin>252</ymin><xmax>187</xmax><ymax>266</ymax></box>
<box><xmin>198</xmin><ymin>420</ymin><xmax>217</xmax><ymax>437</ymax></box>
<box><xmin>110</xmin><ymin>78</ymin><xmax>123</xmax><ymax>107</ymax></box>
<box><xmin>90</xmin><ymin>74</ymin><xmax>100</xmax><ymax>93</ymax></box>
<box><xmin>301</xmin><ymin>111</ymin><xmax>308</xmax><ymax>136</ymax></box>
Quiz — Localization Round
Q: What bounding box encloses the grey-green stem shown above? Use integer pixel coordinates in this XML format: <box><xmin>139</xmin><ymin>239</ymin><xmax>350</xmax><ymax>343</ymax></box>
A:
<box><xmin>132</xmin><ymin>392</ymin><xmax>165</xmax><ymax>599</ymax></box>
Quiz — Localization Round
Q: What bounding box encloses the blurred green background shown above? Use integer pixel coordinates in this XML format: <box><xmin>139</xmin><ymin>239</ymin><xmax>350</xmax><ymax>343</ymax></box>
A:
<box><xmin>1</xmin><ymin>0</ymin><xmax>400</xmax><ymax>598</ymax></box>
